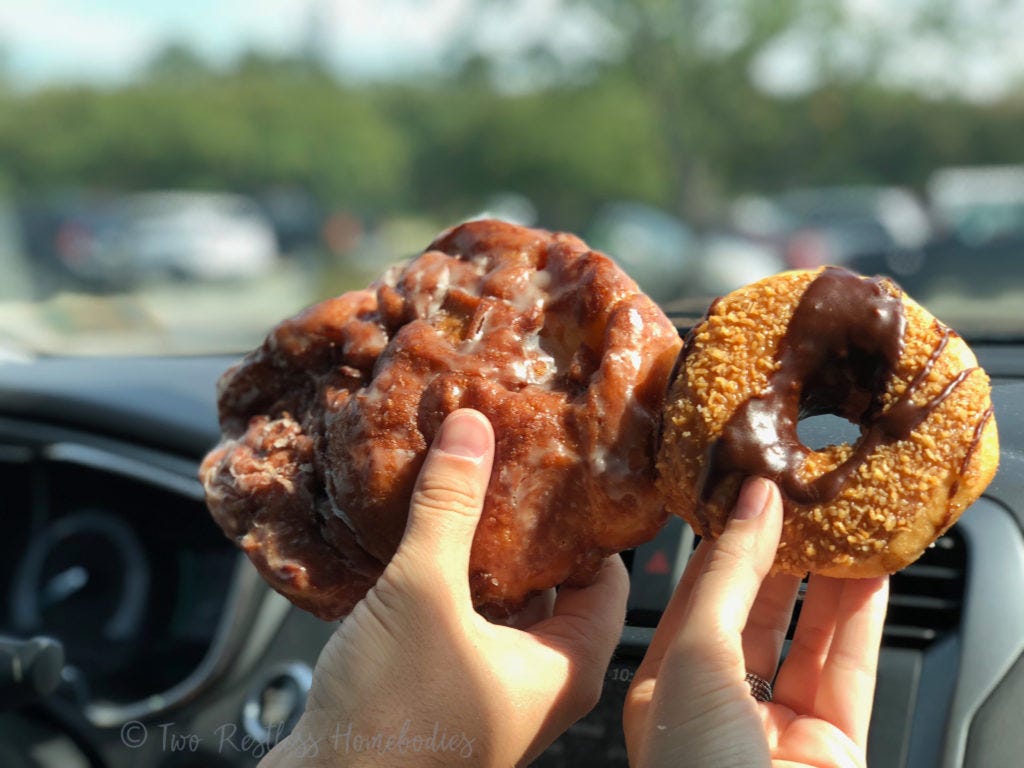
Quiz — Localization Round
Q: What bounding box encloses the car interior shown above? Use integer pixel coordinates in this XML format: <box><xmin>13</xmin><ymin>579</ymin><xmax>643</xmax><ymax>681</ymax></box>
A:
<box><xmin>2</xmin><ymin>2</ymin><xmax>1024</xmax><ymax>767</ymax></box>
<box><xmin>2</xmin><ymin>328</ymin><xmax>1023</xmax><ymax>768</ymax></box>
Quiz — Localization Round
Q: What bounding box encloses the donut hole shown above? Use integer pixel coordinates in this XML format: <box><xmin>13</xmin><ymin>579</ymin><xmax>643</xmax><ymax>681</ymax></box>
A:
<box><xmin>794</xmin><ymin>344</ymin><xmax>886</xmax><ymax>452</ymax></box>
<box><xmin>797</xmin><ymin>413</ymin><xmax>862</xmax><ymax>451</ymax></box>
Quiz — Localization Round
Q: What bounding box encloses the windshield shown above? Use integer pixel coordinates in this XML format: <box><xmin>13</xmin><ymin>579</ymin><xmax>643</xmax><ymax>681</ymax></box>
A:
<box><xmin>2</xmin><ymin>1</ymin><xmax>1024</xmax><ymax>355</ymax></box>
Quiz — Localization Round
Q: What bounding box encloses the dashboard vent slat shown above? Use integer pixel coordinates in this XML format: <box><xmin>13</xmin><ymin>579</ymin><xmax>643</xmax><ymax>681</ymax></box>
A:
<box><xmin>882</xmin><ymin>529</ymin><xmax>967</xmax><ymax>648</ymax></box>
<box><xmin>627</xmin><ymin>527</ymin><xmax>967</xmax><ymax>653</ymax></box>
<box><xmin>787</xmin><ymin>529</ymin><xmax>967</xmax><ymax>650</ymax></box>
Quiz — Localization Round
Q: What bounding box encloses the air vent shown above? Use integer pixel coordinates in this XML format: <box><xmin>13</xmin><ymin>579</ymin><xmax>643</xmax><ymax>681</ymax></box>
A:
<box><xmin>625</xmin><ymin>522</ymin><xmax>967</xmax><ymax>651</ymax></box>
<box><xmin>787</xmin><ymin>528</ymin><xmax>967</xmax><ymax>650</ymax></box>
<box><xmin>882</xmin><ymin>529</ymin><xmax>967</xmax><ymax>648</ymax></box>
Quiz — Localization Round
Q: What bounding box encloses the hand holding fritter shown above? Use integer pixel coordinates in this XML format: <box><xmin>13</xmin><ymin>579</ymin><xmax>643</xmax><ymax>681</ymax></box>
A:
<box><xmin>260</xmin><ymin>410</ymin><xmax>629</xmax><ymax>767</ymax></box>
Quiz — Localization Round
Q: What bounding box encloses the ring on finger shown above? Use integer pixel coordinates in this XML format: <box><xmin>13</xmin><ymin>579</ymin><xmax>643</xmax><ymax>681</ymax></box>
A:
<box><xmin>745</xmin><ymin>671</ymin><xmax>774</xmax><ymax>702</ymax></box>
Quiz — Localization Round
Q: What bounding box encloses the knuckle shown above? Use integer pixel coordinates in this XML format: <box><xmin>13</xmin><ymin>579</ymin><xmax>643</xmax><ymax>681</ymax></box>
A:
<box><xmin>826</xmin><ymin>644</ymin><xmax>876</xmax><ymax>678</ymax></box>
<box><xmin>711</xmin><ymin>531</ymin><xmax>755</xmax><ymax>566</ymax></box>
<box><xmin>364</xmin><ymin>565</ymin><xmax>444</xmax><ymax>633</ymax></box>
<box><xmin>368</xmin><ymin>568</ymin><xmax>414</xmax><ymax>615</ymax></box>
<box><xmin>706</xmin><ymin>529</ymin><xmax>773</xmax><ymax>583</ymax></box>
<box><xmin>792</xmin><ymin>623</ymin><xmax>833</xmax><ymax>657</ymax></box>
<box><xmin>344</xmin><ymin>579</ymin><xmax>414</xmax><ymax>645</ymax></box>
<box><xmin>702</xmin><ymin>545</ymin><xmax>756</xmax><ymax>589</ymax></box>
<box><xmin>412</xmin><ymin>473</ymin><xmax>483</xmax><ymax>521</ymax></box>
<box><xmin>676</xmin><ymin>624</ymin><xmax>742</xmax><ymax>669</ymax></box>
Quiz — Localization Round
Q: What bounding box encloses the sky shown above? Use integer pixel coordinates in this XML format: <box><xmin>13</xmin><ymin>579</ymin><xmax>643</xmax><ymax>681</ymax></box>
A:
<box><xmin>0</xmin><ymin>0</ymin><xmax>613</xmax><ymax>87</ymax></box>
<box><xmin>1</xmin><ymin>0</ymin><xmax>1023</xmax><ymax>101</ymax></box>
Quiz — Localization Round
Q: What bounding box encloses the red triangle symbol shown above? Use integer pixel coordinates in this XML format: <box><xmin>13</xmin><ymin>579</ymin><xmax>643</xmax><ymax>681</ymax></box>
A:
<box><xmin>644</xmin><ymin>549</ymin><xmax>671</xmax><ymax>575</ymax></box>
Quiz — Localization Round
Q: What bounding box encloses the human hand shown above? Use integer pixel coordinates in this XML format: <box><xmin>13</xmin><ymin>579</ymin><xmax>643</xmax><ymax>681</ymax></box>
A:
<box><xmin>261</xmin><ymin>408</ymin><xmax>629</xmax><ymax>767</ymax></box>
<box><xmin>623</xmin><ymin>477</ymin><xmax>889</xmax><ymax>768</ymax></box>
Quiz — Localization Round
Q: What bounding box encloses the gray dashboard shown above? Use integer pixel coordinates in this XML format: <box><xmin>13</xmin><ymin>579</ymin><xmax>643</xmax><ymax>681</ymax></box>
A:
<box><xmin>0</xmin><ymin>349</ymin><xmax>1020</xmax><ymax>767</ymax></box>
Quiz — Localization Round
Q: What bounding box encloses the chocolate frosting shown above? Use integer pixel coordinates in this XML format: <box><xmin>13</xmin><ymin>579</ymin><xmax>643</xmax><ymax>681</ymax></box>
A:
<box><xmin>700</xmin><ymin>267</ymin><xmax>975</xmax><ymax>509</ymax></box>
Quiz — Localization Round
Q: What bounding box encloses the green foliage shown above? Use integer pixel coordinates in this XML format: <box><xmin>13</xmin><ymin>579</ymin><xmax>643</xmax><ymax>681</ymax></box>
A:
<box><xmin>0</xmin><ymin>68</ymin><xmax>409</xmax><ymax>209</ymax></box>
<box><xmin>0</xmin><ymin>27</ymin><xmax>1022</xmax><ymax>227</ymax></box>
<box><xmin>384</xmin><ymin>75</ymin><xmax>671</xmax><ymax>228</ymax></box>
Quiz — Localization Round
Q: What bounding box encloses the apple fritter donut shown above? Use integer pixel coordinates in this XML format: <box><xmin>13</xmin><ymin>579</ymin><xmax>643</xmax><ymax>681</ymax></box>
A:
<box><xmin>657</xmin><ymin>266</ymin><xmax>999</xmax><ymax>577</ymax></box>
<box><xmin>201</xmin><ymin>219</ymin><xmax>681</xmax><ymax>620</ymax></box>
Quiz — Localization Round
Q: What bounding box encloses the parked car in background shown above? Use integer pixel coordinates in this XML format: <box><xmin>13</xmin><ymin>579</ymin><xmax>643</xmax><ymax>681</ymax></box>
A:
<box><xmin>15</xmin><ymin>191</ymin><xmax>281</xmax><ymax>294</ymax></box>
<box><xmin>254</xmin><ymin>186</ymin><xmax>326</xmax><ymax>256</ymax></box>
<box><xmin>14</xmin><ymin>195</ymin><xmax>125</xmax><ymax>294</ymax></box>
<box><xmin>0</xmin><ymin>197</ymin><xmax>33</xmax><ymax>303</ymax></box>
<box><xmin>876</xmin><ymin>168</ymin><xmax>1024</xmax><ymax>329</ymax></box>
<box><xmin>730</xmin><ymin>185</ymin><xmax>932</xmax><ymax>277</ymax></box>
<box><xmin>109</xmin><ymin>191</ymin><xmax>279</xmax><ymax>282</ymax></box>
<box><xmin>586</xmin><ymin>202</ymin><xmax>696</xmax><ymax>304</ymax></box>
<box><xmin>928</xmin><ymin>165</ymin><xmax>1024</xmax><ymax>247</ymax></box>
<box><xmin>837</xmin><ymin>169</ymin><xmax>1024</xmax><ymax>320</ymax></box>
<box><xmin>688</xmin><ymin>231</ymin><xmax>783</xmax><ymax>300</ymax></box>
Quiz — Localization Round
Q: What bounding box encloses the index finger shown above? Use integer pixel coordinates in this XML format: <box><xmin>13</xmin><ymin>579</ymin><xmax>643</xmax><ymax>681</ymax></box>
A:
<box><xmin>625</xmin><ymin>538</ymin><xmax>710</xmax><ymax>741</ymax></box>
<box><xmin>673</xmin><ymin>478</ymin><xmax>783</xmax><ymax>667</ymax></box>
<box><xmin>631</xmin><ymin>538</ymin><xmax>711</xmax><ymax>685</ymax></box>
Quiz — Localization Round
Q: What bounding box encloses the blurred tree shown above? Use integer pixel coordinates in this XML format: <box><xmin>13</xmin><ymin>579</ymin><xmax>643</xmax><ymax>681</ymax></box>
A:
<box><xmin>0</xmin><ymin>60</ymin><xmax>409</xmax><ymax>213</ymax></box>
<box><xmin>298</xmin><ymin>0</ymin><xmax>335</xmax><ymax>76</ymax></box>
<box><xmin>385</xmin><ymin>73</ymin><xmax>671</xmax><ymax>229</ymax></box>
<box><xmin>232</xmin><ymin>50</ymin><xmax>327</xmax><ymax>80</ymax></box>
<box><xmin>0</xmin><ymin>43</ymin><xmax>9</xmax><ymax>89</ymax></box>
<box><xmin>2</xmin><ymin>3</ymin><xmax>1024</xmax><ymax>232</ymax></box>
<box><xmin>584</xmin><ymin>0</ymin><xmax>836</xmax><ymax>224</ymax></box>
<box><xmin>444</xmin><ymin>0</ymin><xmax>1024</xmax><ymax>223</ymax></box>
<box><xmin>442</xmin><ymin>0</ymin><xmax>851</xmax><ymax>223</ymax></box>
<box><xmin>145</xmin><ymin>42</ymin><xmax>213</xmax><ymax>83</ymax></box>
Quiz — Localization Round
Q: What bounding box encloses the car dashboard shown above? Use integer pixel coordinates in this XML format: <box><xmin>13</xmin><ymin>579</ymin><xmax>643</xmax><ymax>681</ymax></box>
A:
<box><xmin>0</xmin><ymin>343</ymin><xmax>1022</xmax><ymax>767</ymax></box>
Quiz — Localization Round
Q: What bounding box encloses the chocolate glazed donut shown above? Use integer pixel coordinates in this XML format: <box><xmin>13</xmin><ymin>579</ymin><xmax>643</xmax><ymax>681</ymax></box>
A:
<box><xmin>658</xmin><ymin>267</ymin><xmax>999</xmax><ymax>577</ymax></box>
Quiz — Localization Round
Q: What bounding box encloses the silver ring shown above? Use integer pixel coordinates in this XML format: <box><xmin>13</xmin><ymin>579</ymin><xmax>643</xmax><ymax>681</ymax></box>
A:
<box><xmin>745</xmin><ymin>671</ymin><xmax>773</xmax><ymax>702</ymax></box>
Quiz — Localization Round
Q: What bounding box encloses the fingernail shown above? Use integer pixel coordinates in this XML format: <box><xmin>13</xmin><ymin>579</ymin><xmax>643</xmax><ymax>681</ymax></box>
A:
<box><xmin>436</xmin><ymin>410</ymin><xmax>491</xmax><ymax>460</ymax></box>
<box><xmin>732</xmin><ymin>477</ymin><xmax>773</xmax><ymax>520</ymax></box>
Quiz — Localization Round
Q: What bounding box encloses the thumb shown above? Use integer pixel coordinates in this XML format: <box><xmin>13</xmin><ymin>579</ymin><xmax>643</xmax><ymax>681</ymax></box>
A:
<box><xmin>389</xmin><ymin>409</ymin><xmax>495</xmax><ymax>601</ymax></box>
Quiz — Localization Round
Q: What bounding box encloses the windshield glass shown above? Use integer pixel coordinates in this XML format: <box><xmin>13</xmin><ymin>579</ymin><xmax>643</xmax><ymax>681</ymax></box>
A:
<box><xmin>2</xmin><ymin>1</ymin><xmax>1023</xmax><ymax>355</ymax></box>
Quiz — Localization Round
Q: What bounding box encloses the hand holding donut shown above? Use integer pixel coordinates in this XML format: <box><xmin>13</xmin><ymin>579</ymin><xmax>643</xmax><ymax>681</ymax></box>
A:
<box><xmin>624</xmin><ymin>477</ymin><xmax>889</xmax><ymax>768</ymax></box>
<box><xmin>261</xmin><ymin>409</ymin><xmax>630</xmax><ymax>768</ymax></box>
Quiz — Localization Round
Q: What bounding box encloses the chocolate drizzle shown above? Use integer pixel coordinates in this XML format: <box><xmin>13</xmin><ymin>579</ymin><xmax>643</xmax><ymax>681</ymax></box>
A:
<box><xmin>949</xmin><ymin>405</ymin><xmax>994</xmax><ymax>499</ymax></box>
<box><xmin>699</xmin><ymin>267</ymin><xmax>976</xmax><ymax>513</ymax></box>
